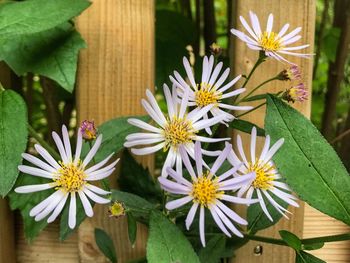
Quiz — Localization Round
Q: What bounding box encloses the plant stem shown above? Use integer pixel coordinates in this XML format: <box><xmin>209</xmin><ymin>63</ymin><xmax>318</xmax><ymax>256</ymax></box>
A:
<box><xmin>244</xmin><ymin>234</ymin><xmax>286</xmax><ymax>246</ymax></box>
<box><xmin>236</xmin><ymin>102</ymin><xmax>266</xmax><ymax>118</ymax></box>
<box><xmin>244</xmin><ymin>232</ymin><xmax>350</xmax><ymax>247</ymax></box>
<box><xmin>238</xmin><ymin>76</ymin><xmax>279</xmax><ymax>103</ymax></box>
<box><xmin>301</xmin><ymin>233</ymin><xmax>350</xmax><ymax>244</ymax></box>
<box><xmin>241</xmin><ymin>51</ymin><xmax>267</xmax><ymax>89</ymax></box>
<box><xmin>28</xmin><ymin>124</ymin><xmax>61</xmax><ymax>161</ymax></box>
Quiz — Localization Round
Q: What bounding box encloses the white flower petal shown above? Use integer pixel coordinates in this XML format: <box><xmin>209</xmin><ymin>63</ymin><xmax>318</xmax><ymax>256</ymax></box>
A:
<box><xmin>52</xmin><ymin>131</ymin><xmax>68</xmax><ymax>163</ymax></box>
<box><xmin>83</xmin><ymin>188</ymin><xmax>110</xmax><ymax>204</ymax></box>
<box><xmin>266</xmin><ymin>13</ymin><xmax>274</xmax><ymax>34</ymax></box>
<box><xmin>216</xmin><ymin>200</ymin><xmax>248</xmax><ymax>226</ymax></box>
<box><xmin>18</xmin><ymin>165</ymin><xmax>54</xmax><ymax>179</ymax></box>
<box><xmin>217</xmin><ymin>75</ymin><xmax>241</xmax><ymax>93</ymax></box>
<box><xmin>83</xmin><ymin>134</ymin><xmax>103</xmax><ymax>167</ymax></box>
<box><xmin>22</xmin><ymin>153</ymin><xmax>56</xmax><ymax>173</ymax></box>
<box><xmin>209</xmin><ymin>205</ymin><xmax>231</xmax><ymax>237</ymax></box>
<box><xmin>47</xmin><ymin>193</ymin><xmax>68</xmax><ymax>223</ymax></box>
<box><xmin>34</xmin><ymin>144</ymin><xmax>60</xmax><ymax>169</ymax></box>
<box><xmin>30</xmin><ymin>190</ymin><xmax>60</xmax><ymax>217</ymax></box>
<box><xmin>186</xmin><ymin>203</ymin><xmax>199</xmax><ymax>230</ymax></box>
<box><xmin>213</xmin><ymin>68</ymin><xmax>230</xmax><ymax>89</ymax></box>
<box><xmin>250</xmin><ymin>127</ymin><xmax>257</xmax><ymax>164</ymax></box>
<box><xmin>127</xmin><ymin>118</ymin><xmax>162</xmax><ymax>134</ymax></box>
<box><xmin>183</xmin><ymin>57</ymin><xmax>197</xmax><ymax>88</ymax></box>
<box><xmin>131</xmin><ymin>142</ymin><xmax>165</xmax><ymax>155</ymax></box>
<box><xmin>15</xmin><ymin>183</ymin><xmax>56</xmax><ymax>193</ymax></box>
<box><xmin>85</xmin><ymin>183</ymin><xmax>111</xmax><ymax>195</ymax></box>
<box><xmin>194</xmin><ymin>141</ymin><xmax>203</xmax><ymax>176</ymax></box>
<box><xmin>199</xmin><ymin>205</ymin><xmax>206</xmax><ymax>247</ymax></box>
<box><xmin>142</xmin><ymin>99</ymin><xmax>166</xmax><ymax>127</ymax></box>
<box><xmin>257</xmin><ymin>189</ymin><xmax>273</xmax><ymax>221</ymax></box>
<box><xmin>62</xmin><ymin>125</ymin><xmax>72</xmax><ymax>161</ymax></box>
<box><xmin>68</xmin><ymin>192</ymin><xmax>77</xmax><ymax>229</ymax></box>
<box><xmin>74</xmin><ymin>129</ymin><xmax>83</xmax><ymax>165</ymax></box>
<box><xmin>158</xmin><ymin>177</ymin><xmax>191</xmax><ymax>193</ymax></box>
<box><xmin>78</xmin><ymin>191</ymin><xmax>93</xmax><ymax>217</ymax></box>
<box><xmin>35</xmin><ymin>190</ymin><xmax>65</xmax><ymax>221</ymax></box>
<box><xmin>167</xmin><ymin>167</ymin><xmax>192</xmax><ymax>187</ymax></box>
<box><xmin>262</xmin><ymin>138</ymin><xmax>284</xmax><ymax>163</ymax></box>
<box><xmin>84</xmin><ymin>153</ymin><xmax>114</xmax><ymax>174</ymax></box>
<box><xmin>213</xmin><ymin>205</ymin><xmax>243</xmax><ymax>237</ymax></box>
<box><xmin>166</xmin><ymin>196</ymin><xmax>193</xmax><ymax>210</ymax></box>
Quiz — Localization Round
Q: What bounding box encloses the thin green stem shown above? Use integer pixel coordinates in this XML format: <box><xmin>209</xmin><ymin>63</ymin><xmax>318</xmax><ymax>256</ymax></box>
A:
<box><xmin>28</xmin><ymin>124</ymin><xmax>61</xmax><ymax>161</ymax></box>
<box><xmin>301</xmin><ymin>233</ymin><xmax>350</xmax><ymax>244</ymax></box>
<box><xmin>236</xmin><ymin>102</ymin><xmax>266</xmax><ymax>118</ymax></box>
<box><xmin>244</xmin><ymin>232</ymin><xmax>350</xmax><ymax>247</ymax></box>
<box><xmin>241</xmin><ymin>52</ymin><xmax>267</xmax><ymax>89</ymax></box>
<box><xmin>238</xmin><ymin>76</ymin><xmax>279</xmax><ymax>103</ymax></box>
<box><xmin>244</xmin><ymin>234</ymin><xmax>287</xmax><ymax>246</ymax></box>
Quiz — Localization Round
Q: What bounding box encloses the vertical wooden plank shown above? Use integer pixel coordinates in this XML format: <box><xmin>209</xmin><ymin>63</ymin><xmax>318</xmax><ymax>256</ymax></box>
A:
<box><xmin>230</xmin><ymin>1</ymin><xmax>315</xmax><ymax>262</ymax></box>
<box><xmin>0</xmin><ymin>198</ymin><xmax>15</xmax><ymax>263</ymax></box>
<box><xmin>76</xmin><ymin>0</ymin><xmax>154</xmax><ymax>262</ymax></box>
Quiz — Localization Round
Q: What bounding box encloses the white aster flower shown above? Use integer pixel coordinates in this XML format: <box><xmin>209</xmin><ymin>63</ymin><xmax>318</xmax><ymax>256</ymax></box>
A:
<box><xmin>158</xmin><ymin>141</ymin><xmax>257</xmax><ymax>247</ymax></box>
<box><xmin>15</xmin><ymin>125</ymin><xmax>119</xmax><ymax>229</ymax></box>
<box><xmin>170</xmin><ymin>56</ymin><xmax>253</xmax><ymax>134</ymax></box>
<box><xmin>228</xmin><ymin>127</ymin><xmax>299</xmax><ymax>221</ymax></box>
<box><xmin>124</xmin><ymin>85</ymin><xmax>229</xmax><ymax>177</ymax></box>
<box><xmin>231</xmin><ymin>11</ymin><xmax>311</xmax><ymax>63</ymax></box>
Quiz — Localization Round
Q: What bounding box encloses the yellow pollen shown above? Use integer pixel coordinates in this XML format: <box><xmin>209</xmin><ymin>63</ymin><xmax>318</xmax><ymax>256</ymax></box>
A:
<box><xmin>195</xmin><ymin>82</ymin><xmax>222</xmax><ymax>107</ymax></box>
<box><xmin>191</xmin><ymin>172</ymin><xmax>223</xmax><ymax>206</ymax></box>
<box><xmin>258</xmin><ymin>31</ymin><xmax>282</xmax><ymax>51</ymax></box>
<box><xmin>247</xmin><ymin>161</ymin><xmax>275</xmax><ymax>190</ymax></box>
<box><xmin>163</xmin><ymin>117</ymin><xmax>194</xmax><ymax>149</ymax></box>
<box><xmin>54</xmin><ymin>161</ymin><xmax>86</xmax><ymax>192</ymax></box>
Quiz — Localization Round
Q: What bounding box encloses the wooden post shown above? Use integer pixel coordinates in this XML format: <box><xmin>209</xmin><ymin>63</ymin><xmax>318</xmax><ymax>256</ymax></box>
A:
<box><xmin>76</xmin><ymin>1</ymin><xmax>154</xmax><ymax>262</ymax></box>
<box><xmin>230</xmin><ymin>1</ymin><xmax>350</xmax><ymax>262</ymax></box>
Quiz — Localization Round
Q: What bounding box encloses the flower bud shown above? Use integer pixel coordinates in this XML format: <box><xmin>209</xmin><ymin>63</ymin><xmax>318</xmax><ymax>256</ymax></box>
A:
<box><xmin>282</xmin><ymin>83</ymin><xmax>308</xmax><ymax>103</ymax></box>
<box><xmin>277</xmin><ymin>65</ymin><xmax>302</xmax><ymax>81</ymax></box>
<box><xmin>80</xmin><ymin>120</ymin><xmax>97</xmax><ymax>140</ymax></box>
<box><xmin>108</xmin><ymin>201</ymin><xmax>126</xmax><ymax>218</ymax></box>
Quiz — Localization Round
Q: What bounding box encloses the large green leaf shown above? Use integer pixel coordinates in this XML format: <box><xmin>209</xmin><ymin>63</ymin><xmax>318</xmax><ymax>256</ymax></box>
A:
<box><xmin>9</xmin><ymin>173</ymin><xmax>52</xmax><ymax>241</ymax></box>
<box><xmin>147</xmin><ymin>211</ymin><xmax>200</xmax><ymax>263</ymax></box>
<box><xmin>198</xmin><ymin>235</ymin><xmax>226</xmax><ymax>263</ymax></box>
<box><xmin>81</xmin><ymin>116</ymin><xmax>150</xmax><ymax>162</ymax></box>
<box><xmin>279</xmin><ymin>230</ymin><xmax>302</xmax><ymax>251</ymax></box>
<box><xmin>0</xmin><ymin>89</ymin><xmax>28</xmax><ymax>196</ymax></box>
<box><xmin>0</xmin><ymin>0</ymin><xmax>90</xmax><ymax>38</ymax></box>
<box><xmin>95</xmin><ymin>228</ymin><xmax>117</xmax><ymax>263</ymax></box>
<box><xmin>0</xmin><ymin>24</ymin><xmax>86</xmax><ymax>92</ymax></box>
<box><xmin>247</xmin><ymin>192</ymin><xmax>288</xmax><ymax>234</ymax></box>
<box><xmin>119</xmin><ymin>150</ymin><xmax>162</xmax><ymax>204</ymax></box>
<box><xmin>265</xmin><ymin>95</ymin><xmax>350</xmax><ymax>225</ymax></box>
<box><xmin>295</xmin><ymin>251</ymin><xmax>326</xmax><ymax>263</ymax></box>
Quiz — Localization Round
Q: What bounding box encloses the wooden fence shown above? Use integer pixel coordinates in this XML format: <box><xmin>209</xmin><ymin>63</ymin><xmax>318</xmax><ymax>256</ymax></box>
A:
<box><xmin>0</xmin><ymin>0</ymin><xmax>349</xmax><ymax>262</ymax></box>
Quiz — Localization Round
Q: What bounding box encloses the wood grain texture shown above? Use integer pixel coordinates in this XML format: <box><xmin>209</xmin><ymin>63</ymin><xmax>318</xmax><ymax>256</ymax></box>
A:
<box><xmin>229</xmin><ymin>1</ymin><xmax>314</xmax><ymax>262</ymax></box>
<box><xmin>0</xmin><ymin>198</ymin><xmax>16</xmax><ymax>263</ymax></box>
<box><xmin>15</xmin><ymin>216</ymin><xmax>79</xmax><ymax>263</ymax></box>
<box><xmin>76</xmin><ymin>1</ymin><xmax>154</xmax><ymax>262</ymax></box>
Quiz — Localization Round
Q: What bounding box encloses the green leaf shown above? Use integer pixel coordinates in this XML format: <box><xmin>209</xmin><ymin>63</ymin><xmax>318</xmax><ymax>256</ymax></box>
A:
<box><xmin>81</xmin><ymin>116</ymin><xmax>150</xmax><ymax>162</ymax></box>
<box><xmin>0</xmin><ymin>24</ymin><xmax>86</xmax><ymax>92</ymax></box>
<box><xmin>119</xmin><ymin>150</ymin><xmax>162</xmax><ymax>204</ymax></box>
<box><xmin>59</xmin><ymin>196</ymin><xmax>93</xmax><ymax>241</ymax></box>
<box><xmin>243</xmin><ymin>93</ymin><xmax>267</xmax><ymax>102</ymax></box>
<box><xmin>8</xmin><ymin>173</ymin><xmax>52</xmax><ymax>241</ymax></box>
<box><xmin>111</xmin><ymin>190</ymin><xmax>156</xmax><ymax>222</ymax></box>
<box><xmin>228</xmin><ymin>119</ymin><xmax>265</xmax><ymax>137</ymax></box>
<box><xmin>302</xmin><ymin>242</ymin><xmax>324</xmax><ymax>251</ymax></box>
<box><xmin>0</xmin><ymin>0</ymin><xmax>91</xmax><ymax>38</ymax></box>
<box><xmin>247</xmin><ymin>191</ymin><xmax>288</xmax><ymax>234</ymax></box>
<box><xmin>127</xmin><ymin>212</ymin><xmax>137</xmax><ymax>247</ymax></box>
<box><xmin>279</xmin><ymin>230</ymin><xmax>302</xmax><ymax>251</ymax></box>
<box><xmin>147</xmin><ymin>211</ymin><xmax>200</xmax><ymax>263</ymax></box>
<box><xmin>265</xmin><ymin>95</ymin><xmax>350</xmax><ymax>226</ymax></box>
<box><xmin>295</xmin><ymin>251</ymin><xmax>326</xmax><ymax>263</ymax></box>
<box><xmin>0</xmin><ymin>89</ymin><xmax>28</xmax><ymax>196</ymax></box>
<box><xmin>95</xmin><ymin>228</ymin><xmax>117</xmax><ymax>263</ymax></box>
<box><xmin>198</xmin><ymin>235</ymin><xmax>226</xmax><ymax>263</ymax></box>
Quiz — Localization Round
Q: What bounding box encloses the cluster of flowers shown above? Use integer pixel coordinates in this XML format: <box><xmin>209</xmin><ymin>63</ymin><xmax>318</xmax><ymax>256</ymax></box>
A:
<box><xmin>15</xmin><ymin>11</ymin><xmax>309</xmax><ymax>246</ymax></box>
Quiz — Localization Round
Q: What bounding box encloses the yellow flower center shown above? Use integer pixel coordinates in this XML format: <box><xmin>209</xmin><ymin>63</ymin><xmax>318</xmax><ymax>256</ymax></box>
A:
<box><xmin>108</xmin><ymin>202</ymin><xmax>125</xmax><ymax>217</ymax></box>
<box><xmin>163</xmin><ymin>117</ymin><xmax>194</xmax><ymax>149</ymax></box>
<box><xmin>194</xmin><ymin>83</ymin><xmax>222</xmax><ymax>107</ymax></box>
<box><xmin>191</xmin><ymin>172</ymin><xmax>223</xmax><ymax>206</ymax></box>
<box><xmin>54</xmin><ymin>162</ymin><xmax>86</xmax><ymax>192</ymax></box>
<box><xmin>258</xmin><ymin>31</ymin><xmax>282</xmax><ymax>51</ymax></box>
<box><xmin>247</xmin><ymin>161</ymin><xmax>275</xmax><ymax>190</ymax></box>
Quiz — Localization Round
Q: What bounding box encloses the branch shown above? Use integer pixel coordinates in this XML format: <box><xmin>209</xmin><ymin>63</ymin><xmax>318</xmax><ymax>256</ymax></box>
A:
<box><xmin>203</xmin><ymin>0</ymin><xmax>216</xmax><ymax>53</ymax></box>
